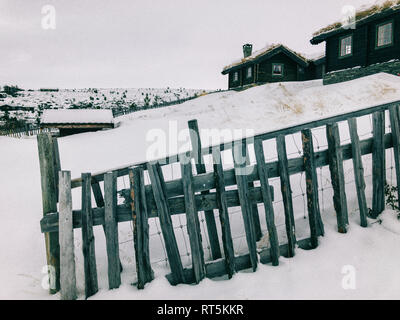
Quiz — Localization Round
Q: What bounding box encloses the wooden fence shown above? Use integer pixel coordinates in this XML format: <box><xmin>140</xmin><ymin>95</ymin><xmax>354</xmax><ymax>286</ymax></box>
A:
<box><xmin>0</xmin><ymin>126</ymin><xmax>53</xmax><ymax>138</ymax></box>
<box><xmin>38</xmin><ymin>100</ymin><xmax>400</xmax><ymax>299</ymax></box>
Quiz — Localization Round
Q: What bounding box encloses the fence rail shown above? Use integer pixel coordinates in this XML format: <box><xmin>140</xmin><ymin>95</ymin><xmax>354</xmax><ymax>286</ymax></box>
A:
<box><xmin>38</xmin><ymin>99</ymin><xmax>400</xmax><ymax>299</ymax></box>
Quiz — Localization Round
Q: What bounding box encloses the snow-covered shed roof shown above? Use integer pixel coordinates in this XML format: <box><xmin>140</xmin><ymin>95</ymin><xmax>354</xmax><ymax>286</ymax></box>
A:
<box><xmin>41</xmin><ymin>109</ymin><xmax>114</xmax><ymax>124</ymax></box>
<box><xmin>311</xmin><ymin>0</ymin><xmax>400</xmax><ymax>44</ymax></box>
<box><xmin>222</xmin><ymin>44</ymin><xmax>310</xmax><ymax>75</ymax></box>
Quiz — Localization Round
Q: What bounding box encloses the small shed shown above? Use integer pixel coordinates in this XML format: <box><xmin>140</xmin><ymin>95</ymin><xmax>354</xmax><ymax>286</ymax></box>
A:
<box><xmin>41</xmin><ymin>109</ymin><xmax>115</xmax><ymax>137</ymax></box>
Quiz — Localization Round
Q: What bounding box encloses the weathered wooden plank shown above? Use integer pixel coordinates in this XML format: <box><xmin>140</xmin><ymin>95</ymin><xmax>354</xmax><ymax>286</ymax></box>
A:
<box><xmin>104</xmin><ymin>171</ymin><xmax>121</xmax><ymax>290</ymax></box>
<box><xmin>147</xmin><ymin>162</ymin><xmax>185</xmax><ymax>284</ymax></box>
<box><xmin>188</xmin><ymin>119</ymin><xmax>222</xmax><ymax>260</ymax></box>
<box><xmin>37</xmin><ymin>133</ymin><xmax>60</xmax><ymax>294</ymax></box>
<box><xmin>180</xmin><ymin>152</ymin><xmax>206</xmax><ymax>283</ymax></box>
<box><xmin>348</xmin><ymin>118</ymin><xmax>368</xmax><ymax>228</ymax></box>
<box><xmin>52</xmin><ymin>137</ymin><xmax>61</xmax><ymax>201</ymax></box>
<box><xmin>212</xmin><ymin>148</ymin><xmax>236</xmax><ymax>278</ymax></box>
<box><xmin>81</xmin><ymin>173</ymin><xmax>98</xmax><ymax>299</ymax></box>
<box><xmin>276</xmin><ymin>135</ymin><xmax>296</xmax><ymax>257</ymax></box>
<box><xmin>91</xmin><ymin>178</ymin><xmax>105</xmax><ymax>208</ymax></box>
<box><xmin>246</xmin><ymin>152</ymin><xmax>262</xmax><ymax>241</ymax></box>
<box><xmin>302</xmin><ymin>129</ymin><xmax>322</xmax><ymax>248</ymax></box>
<box><xmin>129</xmin><ymin>167</ymin><xmax>154</xmax><ymax>289</ymax></box>
<box><xmin>389</xmin><ymin>105</ymin><xmax>400</xmax><ymax>211</ymax></box>
<box><xmin>372</xmin><ymin>111</ymin><xmax>386</xmax><ymax>218</ymax></box>
<box><xmin>58</xmin><ymin>171</ymin><xmax>77</xmax><ymax>300</ymax></box>
<box><xmin>326</xmin><ymin>123</ymin><xmax>348</xmax><ymax>233</ymax></box>
<box><xmin>254</xmin><ymin>138</ymin><xmax>280</xmax><ymax>266</ymax></box>
<box><xmin>233</xmin><ymin>142</ymin><xmax>258</xmax><ymax>272</ymax></box>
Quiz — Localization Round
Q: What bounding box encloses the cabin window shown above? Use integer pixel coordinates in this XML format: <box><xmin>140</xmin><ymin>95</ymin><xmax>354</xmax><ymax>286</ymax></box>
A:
<box><xmin>376</xmin><ymin>22</ymin><xmax>393</xmax><ymax>48</ymax></box>
<box><xmin>339</xmin><ymin>35</ymin><xmax>353</xmax><ymax>57</ymax></box>
<box><xmin>247</xmin><ymin>67</ymin><xmax>252</xmax><ymax>79</ymax></box>
<box><xmin>272</xmin><ymin>63</ymin><xmax>284</xmax><ymax>76</ymax></box>
<box><xmin>233</xmin><ymin>72</ymin><xmax>239</xmax><ymax>82</ymax></box>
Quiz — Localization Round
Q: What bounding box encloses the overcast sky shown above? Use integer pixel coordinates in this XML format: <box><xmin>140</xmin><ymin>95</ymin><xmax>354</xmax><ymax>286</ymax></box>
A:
<box><xmin>0</xmin><ymin>0</ymin><xmax>378</xmax><ymax>90</ymax></box>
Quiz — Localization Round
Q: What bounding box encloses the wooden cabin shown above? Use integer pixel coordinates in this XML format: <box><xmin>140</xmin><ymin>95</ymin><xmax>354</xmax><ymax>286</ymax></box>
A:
<box><xmin>311</xmin><ymin>2</ymin><xmax>400</xmax><ymax>84</ymax></box>
<box><xmin>221</xmin><ymin>44</ymin><xmax>325</xmax><ymax>89</ymax></box>
<box><xmin>40</xmin><ymin>109</ymin><xmax>115</xmax><ymax>137</ymax></box>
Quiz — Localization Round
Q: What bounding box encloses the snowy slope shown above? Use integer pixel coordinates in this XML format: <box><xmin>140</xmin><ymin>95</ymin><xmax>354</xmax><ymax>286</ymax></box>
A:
<box><xmin>1</xmin><ymin>73</ymin><xmax>400</xmax><ymax>300</ymax></box>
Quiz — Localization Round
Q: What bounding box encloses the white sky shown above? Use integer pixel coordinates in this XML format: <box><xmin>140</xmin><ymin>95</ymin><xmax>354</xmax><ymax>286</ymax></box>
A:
<box><xmin>0</xmin><ymin>0</ymin><xmax>378</xmax><ymax>90</ymax></box>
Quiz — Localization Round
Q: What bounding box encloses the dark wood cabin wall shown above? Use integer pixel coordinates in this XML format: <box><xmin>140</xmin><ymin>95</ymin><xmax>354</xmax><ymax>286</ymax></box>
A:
<box><xmin>367</xmin><ymin>13</ymin><xmax>400</xmax><ymax>65</ymax></box>
<box><xmin>325</xmin><ymin>26</ymin><xmax>368</xmax><ymax>73</ymax></box>
<box><xmin>325</xmin><ymin>12</ymin><xmax>400</xmax><ymax>73</ymax></box>
<box><xmin>257</xmin><ymin>53</ymin><xmax>299</xmax><ymax>83</ymax></box>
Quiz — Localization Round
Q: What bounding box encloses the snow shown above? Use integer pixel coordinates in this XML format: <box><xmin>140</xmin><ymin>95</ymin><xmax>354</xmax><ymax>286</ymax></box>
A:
<box><xmin>1</xmin><ymin>73</ymin><xmax>400</xmax><ymax>300</ymax></box>
<box><xmin>41</xmin><ymin>109</ymin><xmax>114</xmax><ymax>124</ymax></box>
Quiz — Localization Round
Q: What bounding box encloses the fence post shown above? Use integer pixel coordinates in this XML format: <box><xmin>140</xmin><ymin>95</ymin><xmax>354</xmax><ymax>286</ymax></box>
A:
<box><xmin>104</xmin><ymin>171</ymin><xmax>121</xmax><ymax>290</ymax></box>
<box><xmin>147</xmin><ymin>162</ymin><xmax>186</xmax><ymax>285</ymax></box>
<box><xmin>348</xmin><ymin>118</ymin><xmax>368</xmax><ymax>228</ymax></box>
<box><xmin>326</xmin><ymin>123</ymin><xmax>348</xmax><ymax>233</ymax></box>
<box><xmin>37</xmin><ymin>133</ymin><xmax>60</xmax><ymax>294</ymax></box>
<box><xmin>212</xmin><ymin>148</ymin><xmax>236</xmax><ymax>278</ymax></box>
<box><xmin>372</xmin><ymin>111</ymin><xmax>386</xmax><ymax>218</ymax></box>
<box><xmin>81</xmin><ymin>173</ymin><xmax>98</xmax><ymax>299</ymax></box>
<box><xmin>389</xmin><ymin>105</ymin><xmax>400</xmax><ymax>211</ymax></box>
<box><xmin>188</xmin><ymin>120</ymin><xmax>222</xmax><ymax>260</ymax></box>
<box><xmin>58</xmin><ymin>171</ymin><xmax>77</xmax><ymax>300</ymax></box>
<box><xmin>302</xmin><ymin>129</ymin><xmax>324</xmax><ymax>248</ymax></box>
<box><xmin>180</xmin><ymin>152</ymin><xmax>206</xmax><ymax>284</ymax></box>
<box><xmin>254</xmin><ymin>138</ymin><xmax>280</xmax><ymax>266</ymax></box>
<box><xmin>129</xmin><ymin>167</ymin><xmax>154</xmax><ymax>289</ymax></box>
<box><xmin>233</xmin><ymin>141</ymin><xmax>258</xmax><ymax>272</ymax></box>
<box><xmin>276</xmin><ymin>135</ymin><xmax>296</xmax><ymax>257</ymax></box>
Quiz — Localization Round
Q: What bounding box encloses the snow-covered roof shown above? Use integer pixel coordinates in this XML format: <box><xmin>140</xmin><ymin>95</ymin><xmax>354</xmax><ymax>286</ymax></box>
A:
<box><xmin>312</xmin><ymin>0</ymin><xmax>400</xmax><ymax>43</ymax></box>
<box><xmin>222</xmin><ymin>44</ymin><xmax>310</xmax><ymax>74</ymax></box>
<box><xmin>41</xmin><ymin>109</ymin><xmax>114</xmax><ymax>124</ymax></box>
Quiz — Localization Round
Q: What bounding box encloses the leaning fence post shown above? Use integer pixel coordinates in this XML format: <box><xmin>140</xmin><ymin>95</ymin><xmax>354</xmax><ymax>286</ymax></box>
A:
<box><xmin>276</xmin><ymin>135</ymin><xmax>296</xmax><ymax>257</ymax></box>
<box><xmin>180</xmin><ymin>152</ymin><xmax>206</xmax><ymax>284</ymax></box>
<box><xmin>254</xmin><ymin>138</ymin><xmax>280</xmax><ymax>266</ymax></box>
<box><xmin>326</xmin><ymin>123</ymin><xmax>348</xmax><ymax>233</ymax></box>
<box><xmin>233</xmin><ymin>141</ymin><xmax>258</xmax><ymax>272</ymax></box>
<box><xmin>147</xmin><ymin>162</ymin><xmax>186</xmax><ymax>285</ymax></box>
<box><xmin>129</xmin><ymin>167</ymin><xmax>154</xmax><ymax>289</ymax></box>
<box><xmin>389</xmin><ymin>105</ymin><xmax>400</xmax><ymax>211</ymax></box>
<box><xmin>372</xmin><ymin>111</ymin><xmax>386</xmax><ymax>218</ymax></box>
<box><xmin>81</xmin><ymin>173</ymin><xmax>99</xmax><ymax>299</ymax></box>
<box><xmin>104</xmin><ymin>171</ymin><xmax>121</xmax><ymax>290</ymax></box>
<box><xmin>37</xmin><ymin>133</ymin><xmax>60</xmax><ymax>294</ymax></box>
<box><xmin>302</xmin><ymin>129</ymin><xmax>323</xmax><ymax>248</ymax></box>
<box><xmin>59</xmin><ymin>171</ymin><xmax>77</xmax><ymax>300</ymax></box>
<box><xmin>188</xmin><ymin>119</ymin><xmax>222</xmax><ymax>260</ymax></box>
<box><xmin>348</xmin><ymin>118</ymin><xmax>368</xmax><ymax>228</ymax></box>
<box><xmin>212</xmin><ymin>148</ymin><xmax>236</xmax><ymax>278</ymax></box>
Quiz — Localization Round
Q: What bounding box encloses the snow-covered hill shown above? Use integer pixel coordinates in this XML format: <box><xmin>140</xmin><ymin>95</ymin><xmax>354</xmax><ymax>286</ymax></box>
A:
<box><xmin>1</xmin><ymin>73</ymin><xmax>400</xmax><ymax>300</ymax></box>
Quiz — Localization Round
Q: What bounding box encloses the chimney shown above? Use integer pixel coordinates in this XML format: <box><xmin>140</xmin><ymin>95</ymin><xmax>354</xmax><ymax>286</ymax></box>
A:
<box><xmin>243</xmin><ymin>44</ymin><xmax>253</xmax><ymax>58</ymax></box>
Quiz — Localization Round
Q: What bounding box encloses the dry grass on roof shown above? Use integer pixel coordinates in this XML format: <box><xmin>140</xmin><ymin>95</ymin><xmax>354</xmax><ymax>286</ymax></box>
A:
<box><xmin>313</xmin><ymin>0</ymin><xmax>400</xmax><ymax>37</ymax></box>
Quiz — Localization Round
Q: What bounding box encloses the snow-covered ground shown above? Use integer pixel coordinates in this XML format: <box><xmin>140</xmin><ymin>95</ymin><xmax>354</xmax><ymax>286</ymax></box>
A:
<box><xmin>1</xmin><ymin>73</ymin><xmax>400</xmax><ymax>300</ymax></box>
<box><xmin>0</xmin><ymin>87</ymin><xmax>207</xmax><ymax>126</ymax></box>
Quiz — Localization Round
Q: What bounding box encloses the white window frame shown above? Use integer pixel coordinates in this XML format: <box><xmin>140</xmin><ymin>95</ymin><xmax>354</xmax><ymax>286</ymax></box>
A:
<box><xmin>247</xmin><ymin>66</ymin><xmax>252</xmax><ymax>79</ymax></box>
<box><xmin>377</xmin><ymin>21</ymin><xmax>393</xmax><ymax>48</ymax></box>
